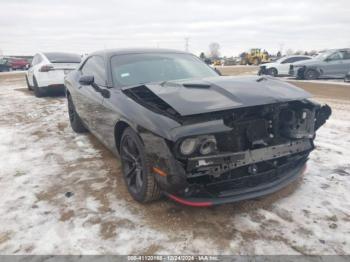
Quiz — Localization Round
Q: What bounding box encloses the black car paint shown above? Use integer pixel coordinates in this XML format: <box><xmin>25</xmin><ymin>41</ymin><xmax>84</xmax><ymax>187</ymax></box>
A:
<box><xmin>65</xmin><ymin>48</ymin><xmax>331</xmax><ymax>205</ymax></box>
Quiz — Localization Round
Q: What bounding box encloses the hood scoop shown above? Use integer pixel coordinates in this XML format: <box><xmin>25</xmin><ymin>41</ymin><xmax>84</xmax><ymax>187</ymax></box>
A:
<box><xmin>183</xmin><ymin>83</ymin><xmax>211</xmax><ymax>89</ymax></box>
<box><xmin>122</xmin><ymin>85</ymin><xmax>181</xmax><ymax>121</ymax></box>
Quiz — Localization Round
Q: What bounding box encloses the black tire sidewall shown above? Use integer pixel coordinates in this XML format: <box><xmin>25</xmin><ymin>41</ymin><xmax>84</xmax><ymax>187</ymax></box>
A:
<box><xmin>305</xmin><ymin>69</ymin><xmax>318</xmax><ymax>80</ymax></box>
<box><xmin>120</xmin><ymin>127</ymin><xmax>151</xmax><ymax>202</ymax></box>
<box><xmin>268</xmin><ymin>68</ymin><xmax>278</xmax><ymax>77</ymax></box>
<box><xmin>67</xmin><ymin>94</ymin><xmax>88</xmax><ymax>133</ymax></box>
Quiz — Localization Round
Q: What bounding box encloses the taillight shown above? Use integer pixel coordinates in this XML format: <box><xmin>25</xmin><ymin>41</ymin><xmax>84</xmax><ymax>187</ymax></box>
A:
<box><xmin>39</xmin><ymin>64</ymin><xmax>54</xmax><ymax>72</ymax></box>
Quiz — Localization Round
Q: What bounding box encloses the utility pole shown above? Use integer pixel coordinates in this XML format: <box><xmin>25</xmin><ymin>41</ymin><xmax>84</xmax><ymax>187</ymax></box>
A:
<box><xmin>185</xmin><ymin>37</ymin><xmax>189</xmax><ymax>52</ymax></box>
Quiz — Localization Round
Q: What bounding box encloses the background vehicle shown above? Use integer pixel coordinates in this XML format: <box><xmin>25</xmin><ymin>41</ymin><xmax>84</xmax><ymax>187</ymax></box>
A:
<box><xmin>0</xmin><ymin>57</ymin><xmax>11</xmax><ymax>72</ymax></box>
<box><xmin>26</xmin><ymin>52</ymin><xmax>81</xmax><ymax>97</ymax></box>
<box><xmin>258</xmin><ymin>55</ymin><xmax>312</xmax><ymax>76</ymax></box>
<box><xmin>345</xmin><ymin>71</ymin><xmax>350</xmax><ymax>82</ymax></box>
<box><xmin>240</xmin><ymin>48</ymin><xmax>270</xmax><ymax>65</ymax></box>
<box><xmin>290</xmin><ymin>49</ymin><xmax>350</xmax><ymax>80</ymax></box>
<box><xmin>65</xmin><ymin>48</ymin><xmax>331</xmax><ymax>206</ymax></box>
<box><xmin>8</xmin><ymin>57</ymin><xmax>29</xmax><ymax>70</ymax></box>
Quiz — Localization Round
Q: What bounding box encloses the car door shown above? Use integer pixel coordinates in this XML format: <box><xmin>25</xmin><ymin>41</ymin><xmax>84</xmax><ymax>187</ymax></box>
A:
<box><xmin>321</xmin><ymin>51</ymin><xmax>344</xmax><ymax>78</ymax></box>
<box><xmin>278</xmin><ymin>57</ymin><xmax>293</xmax><ymax>75</ymax></box>
<box><xmin>74</xmin><ymin>56</ymin><xmax>106</xmax><ymax>133</ymax></box>
<box><xmin>340</xmin><ymin>50</ymin><xmax>350</xmax><ymax>76</ymax></box>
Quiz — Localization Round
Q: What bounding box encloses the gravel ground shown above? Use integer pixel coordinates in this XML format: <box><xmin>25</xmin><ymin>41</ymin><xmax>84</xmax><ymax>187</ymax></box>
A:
<box><xmin>0</xmin><ymin>72</ymin><xmax>349</xmax><ymax>255</ymax></box>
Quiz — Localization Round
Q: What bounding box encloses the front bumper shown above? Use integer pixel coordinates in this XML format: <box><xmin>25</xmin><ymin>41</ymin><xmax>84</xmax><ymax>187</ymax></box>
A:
<box><xmin>142</xmin><ymin>130</ymin><xmax>313</xmax><ymax>206</ymax></box>
<box><xmin>165</xmin><ymin>159</ymin><xmax>307</xmax><ymax>206</ymax></box>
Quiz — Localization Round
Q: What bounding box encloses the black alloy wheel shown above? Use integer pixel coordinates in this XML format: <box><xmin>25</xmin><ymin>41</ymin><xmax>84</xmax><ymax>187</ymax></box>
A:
<box><xmin>120</xmin><ymin>127</ymin><xmax>161</xmax><ymax>203</ymax></box>
<box><xmin>304</xmin><ymin>69</ymin><xmax>319</xmax><ymax>80</ymax></box>
<box><xmin>121</xmin><ymin>134</ymin><xmax>143</xmax><ymax>195</ymax></box>
<box><xmin>267</xmin><ymin>68</ymin><xmax>278</xmax><ymax>77</ymax></box>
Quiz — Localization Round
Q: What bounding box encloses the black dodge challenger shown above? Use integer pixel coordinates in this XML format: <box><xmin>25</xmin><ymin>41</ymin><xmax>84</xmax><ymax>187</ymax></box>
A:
<box><xmin>64</xmin><ymin>48</ymin><xmax>331</xmax><ymax>206</ymax></box>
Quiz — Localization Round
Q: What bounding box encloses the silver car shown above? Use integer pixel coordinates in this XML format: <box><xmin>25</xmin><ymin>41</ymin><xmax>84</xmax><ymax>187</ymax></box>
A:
<box><xmin>290</xmin><ymin>49</ymin><xmax>350</xmax><ymax>80</ymax></box>
<box><xmin>345</xmin><ymin>71</ymin><xmax>350</xmax><ymax>82</ymax></box>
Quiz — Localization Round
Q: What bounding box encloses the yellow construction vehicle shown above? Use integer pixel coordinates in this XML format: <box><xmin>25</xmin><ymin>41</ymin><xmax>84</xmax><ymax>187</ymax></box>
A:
<box><xmin>213</xmin><ymin>60</ymin><xmax>221</xmax><ymax>66</ymax></box>
<box><xmin>240</xmin><ymin>48</ymin><xmax>270</xmax><ymax>65</ymax></box>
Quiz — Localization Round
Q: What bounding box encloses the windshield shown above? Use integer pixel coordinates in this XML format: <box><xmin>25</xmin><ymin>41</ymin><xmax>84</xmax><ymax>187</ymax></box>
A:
<box><xmin>44</xmin><ymin>52</ymin><xmax>81</xmax><ymax>63</ymax></box>
<box><xmin>315</xmin><ymin>51</ymin><xmax>333</xmax><ymax>60</ymax></box>
<box><xmin>111</xmin><ymin>53</ymin><xmax>218</xmax><ymax>87</ymax></box>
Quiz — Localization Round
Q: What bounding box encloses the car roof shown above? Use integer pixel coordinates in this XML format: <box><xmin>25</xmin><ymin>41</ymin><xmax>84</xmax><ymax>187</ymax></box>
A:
<box><xmin>321</xmin><ymin>48</ymin><xmax>350</xmax><ymax>53</ymax></box>
<box><xmin>91</xmin><ymin>48</ymin><xmax>188</xmax><ymax>58</ymax></box>
<box><xmin>282</xmin><ymin>55</ymin><xmax>312</xmax><ymax>58</ymax></box>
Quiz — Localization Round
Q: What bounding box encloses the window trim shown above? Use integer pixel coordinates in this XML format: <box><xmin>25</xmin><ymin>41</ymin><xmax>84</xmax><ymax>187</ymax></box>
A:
<box><xmin>80</xmin><ymin>55</ymin><xmax>108</xmax><ymax>87</ymax></box>
<box><xmin>109</xmin><ymin>52</ymin><xmax>218</xmax><ymax>89</ymax></box>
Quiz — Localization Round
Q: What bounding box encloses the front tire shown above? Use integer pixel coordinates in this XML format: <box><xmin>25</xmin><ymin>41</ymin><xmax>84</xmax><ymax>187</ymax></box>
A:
<box><xmin>267</xmin><ymin>68</ymin><xmax>278</xmax><ymax>77</ymax></box>
<box><xmin>120</xmin><ymin>127</ymin><xmax>161</xmax><ymax>203</ymax></box>
<box><xmin>304</xmin><ymin>69</ymin><xmax>319</xmax><ymax>80</ymax></box>
<box><xmin>67</xmin><ymin>94</ymin><xmax>88</xmax><ymax>133</ymax></box>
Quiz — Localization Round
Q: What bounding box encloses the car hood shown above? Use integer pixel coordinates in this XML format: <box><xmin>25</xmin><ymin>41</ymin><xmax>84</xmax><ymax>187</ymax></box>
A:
<box><xmin>260</xmin><ymin>62</ymin><xmax>277</xmax><ymax>68</ymax></box>
<box><xmin>123</xmin><ymin>76</ymin><xmax>312</xmax><ymax>117</ymax></box>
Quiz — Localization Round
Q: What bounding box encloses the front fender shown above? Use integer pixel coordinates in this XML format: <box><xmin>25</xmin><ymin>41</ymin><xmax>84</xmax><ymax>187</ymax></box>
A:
<box><xmin>139</xmin><ymin>130</ymin><xmax>188</xmax><ymax>192</ymax></box>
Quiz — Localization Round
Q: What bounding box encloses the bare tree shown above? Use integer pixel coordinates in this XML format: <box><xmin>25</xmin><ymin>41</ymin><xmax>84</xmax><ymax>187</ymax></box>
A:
<box><xmin>286</xmin><ymin>49</ymin><xmax>294</xmax><ymax>55</ymax></box>
<box><xmin>309</xmin><ymin>50</ymin><xmax>318</xmax><ymax>56</ymax></box>
<box><xmin>208</xmin><ymin>42</ymin><xmax>220</xmax><ymax>59</ymax></box>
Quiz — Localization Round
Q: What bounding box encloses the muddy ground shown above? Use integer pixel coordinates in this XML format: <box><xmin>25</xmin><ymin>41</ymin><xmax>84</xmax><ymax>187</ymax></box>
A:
<box><xmin>0</xmin><ymin>71</ymin><xmax>349</xmax><ymax>255</ymax></box>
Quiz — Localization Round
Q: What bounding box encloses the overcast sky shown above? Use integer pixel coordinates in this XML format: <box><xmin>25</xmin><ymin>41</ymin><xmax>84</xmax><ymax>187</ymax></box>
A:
<box><xmin>1</xmin><ymin>0</ymin><xmax>349</xmax><ymax>56</ymax></box>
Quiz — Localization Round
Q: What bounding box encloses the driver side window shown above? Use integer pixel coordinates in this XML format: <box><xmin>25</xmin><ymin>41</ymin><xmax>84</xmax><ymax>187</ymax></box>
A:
<box><xmin>81</xmin><ymin>56</ymin><xmax>107</xmax><ymax>86</ymax></box>
<box><xmin>327</xmin><ymin>52</ymin><xmax>343</xmax><ymax>61</ymax></box>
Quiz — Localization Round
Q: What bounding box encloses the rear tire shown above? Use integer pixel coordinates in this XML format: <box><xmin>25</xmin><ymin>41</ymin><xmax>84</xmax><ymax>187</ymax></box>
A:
<box><xmin>33</xmin><ymin>76</ymin><xmax>45</xmax><ymax>97</ymax></box>
<box><xmin>120</xmin><ymin>127</ymin><xmax>161</xmax><ymax>203</ymax></box>
<box><xmin>267</xmin><ymin>68</ymin><xmax>278</xmax><ymax>77</ymax></box>
<box><xmin>67</xmin><ymin>94</ymin><xmax>88</xmax><ymax>133</ymax></box>
<box><xmin>25</xmin><ymin>75</ymin><xmax>32</xmax><ymax>91</ymax></box>
<box><xmin>304</xmin><ymin>69</ymin><xmax>319</xmax><ymax>80</ymax></box>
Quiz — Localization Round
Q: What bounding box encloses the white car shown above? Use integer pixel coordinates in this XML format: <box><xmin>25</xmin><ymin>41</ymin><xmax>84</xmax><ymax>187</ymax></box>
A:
<box><xmin>258</xmin><ymin>55</ymin><xmax>312</xmax><ymax>77</ymax></box>
<box><xmin>26</xmin><ymin>52</ymin><xmax>81</xmax><ymax>97</ymax></box>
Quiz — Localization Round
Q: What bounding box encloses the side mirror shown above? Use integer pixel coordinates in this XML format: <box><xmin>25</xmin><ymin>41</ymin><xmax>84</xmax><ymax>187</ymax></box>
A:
<box><xmin>79</xmin><ymin>75</ymin><xmax>94</xmax><ymax>85</ymax></box>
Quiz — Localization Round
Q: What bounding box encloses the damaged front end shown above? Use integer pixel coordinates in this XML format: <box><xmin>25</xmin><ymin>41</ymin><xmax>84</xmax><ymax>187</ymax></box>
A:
<box><xmin>123</xmin><ymin>80</ymin><xmax>331</xmax><ymax>205</ymax></box>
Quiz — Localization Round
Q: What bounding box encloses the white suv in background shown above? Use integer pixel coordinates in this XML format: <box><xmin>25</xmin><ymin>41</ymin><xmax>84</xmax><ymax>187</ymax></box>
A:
<box><xmin>26</xmin><ymin>52</ymin><xmax>81</xmax><ymax>97</ymax></box>
<box><xmin>258</xmin><ymin>55</ymin><xmax>312</xmax><ymax>77</ymax></box>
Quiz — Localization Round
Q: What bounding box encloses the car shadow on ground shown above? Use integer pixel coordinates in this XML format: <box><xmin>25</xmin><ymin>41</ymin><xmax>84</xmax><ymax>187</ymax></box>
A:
<box><xmin>15</xmin><ymin>87</ymin><xmax>66</xmax><ymax>97</ymax></box>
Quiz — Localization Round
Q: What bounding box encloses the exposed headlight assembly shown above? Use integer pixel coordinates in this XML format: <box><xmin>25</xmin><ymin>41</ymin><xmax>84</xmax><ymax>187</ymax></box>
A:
<box><xmin>179</xmin><ymin>138</ymin><xmax>198</xmax><ymax>155</ymax></box>
<box><xmin>179</xmin><ymin>135</ymin><xmax>217</xmax><ymax>156</ymax></box>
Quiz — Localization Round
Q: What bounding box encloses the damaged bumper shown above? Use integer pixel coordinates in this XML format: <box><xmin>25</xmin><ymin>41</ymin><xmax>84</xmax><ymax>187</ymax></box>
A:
<box><xmin>142</xmin><ymin>130</ymin><xmax>312</xmax><ymax>206</ymax></box>
<box><xmin>165</xmin><ymin>160</ymin><xmax>307</xmax><ymax>206</ymax></box>
<box><xmin>139</xmin><ymin>101</ymin><xmax>330</xmax><ymax>206</ymax></box>
<box><xmin>167</xmin><ymin>140</ymin><xmax>311</xmax><ymax>206</ymax></box>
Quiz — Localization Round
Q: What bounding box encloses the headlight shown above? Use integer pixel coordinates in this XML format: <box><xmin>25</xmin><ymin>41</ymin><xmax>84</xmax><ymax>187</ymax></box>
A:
<box><xmin>199</xmin><ymin>136</ymin><xmax>217</xmax><ymax>155</ymax></box>
<box><xmin>180</xmin><ymin>138</ymin><xmax>198</xmax><ymax>155</ymax></box>
<box><xmin>179</xmin><ymin>135</ymin><xmax>217</xmax><ymax>156</ymax></box>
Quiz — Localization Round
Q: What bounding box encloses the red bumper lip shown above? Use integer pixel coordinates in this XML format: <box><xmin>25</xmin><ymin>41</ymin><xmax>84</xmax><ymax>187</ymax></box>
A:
<box><xmin>166</xmin><ymin>193</ymin><xmax>213</xmax><ymax>207</ymax></box>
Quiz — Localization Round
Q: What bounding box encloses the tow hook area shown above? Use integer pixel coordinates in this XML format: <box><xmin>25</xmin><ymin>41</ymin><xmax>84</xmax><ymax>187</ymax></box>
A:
<box><xmin>315</xmin><ymin>104</ymin><xmax>332</xmax><ymax>130</ymax></box>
